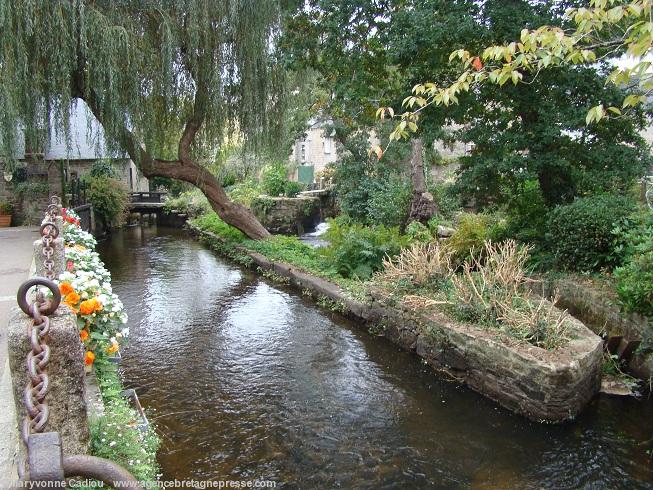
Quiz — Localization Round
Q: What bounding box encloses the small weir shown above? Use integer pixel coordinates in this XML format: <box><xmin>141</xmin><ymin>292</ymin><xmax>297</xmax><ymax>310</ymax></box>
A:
<box><xmin>98</xmin><ymin>226</ymin><xmax>653</xmax><ymax>488</ymax></box>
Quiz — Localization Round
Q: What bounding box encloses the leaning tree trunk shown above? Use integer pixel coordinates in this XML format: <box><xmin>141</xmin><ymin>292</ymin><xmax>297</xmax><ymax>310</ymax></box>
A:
<box><xmin>81</xmin><ymin>92</ymin><xmax>271</xmax><ymax>240</ymax></box>
<box><xmin>408</xmin><ymin>139</ymin><xmax>438</xmax><ymax>224</ymax></box>
<box><xmin>140</xmin><ymin>156</ymin><xmax>271</xmax><ymax>240</ymax></box>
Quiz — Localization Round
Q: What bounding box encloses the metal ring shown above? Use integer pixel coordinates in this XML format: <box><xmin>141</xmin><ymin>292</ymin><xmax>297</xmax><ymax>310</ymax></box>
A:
<box><xmin>49</xmin><ymin>195</ymin><xmax>61</xmax><ymax>206</ymax></box>
<box><xmin>39</xmin><ymin>222</ymin><xmax>59</xmax><ymax>240</ymax></box>
<box><xmin>46</xmin><ymin>204</ymin><xmax>60</xmax><ymax>216</ymax></box>
<box><xmin>17</xmin><ymin>278</ymin><xmax>61</xmax><ymax>316</ymax></box>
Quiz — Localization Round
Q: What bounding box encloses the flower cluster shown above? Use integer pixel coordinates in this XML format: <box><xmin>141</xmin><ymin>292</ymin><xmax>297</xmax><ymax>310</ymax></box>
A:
<box><xmin>63</xmin><ymin>209</ymin><xmax>97</xmax><ymax>249</ymax></box>
<box><xmin>58</xmin><ymin>210</ymin><xmax>127</xmax><ymax>364</ymax></box>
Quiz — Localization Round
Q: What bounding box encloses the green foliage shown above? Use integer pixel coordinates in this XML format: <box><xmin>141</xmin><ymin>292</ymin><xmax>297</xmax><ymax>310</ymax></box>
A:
<box><xmin>324</xmin><ymin>216</ymin><xmax>409</xmax><ymax>279</ymax></box>
<box><xmin>447</xmin><ymin>213</ymin><xmax>506</xmax><ymax>266</ymax></box>
<box><xmin>191</xmin><ymin>212</ymin><xmax>246</xmax><ymax>243</ymax></box>
<box><xmin>13</xmin><ymin>180</ymin><xmax>49</xmax><ymax>197</ymax></box>
<box><xmin>615</xmin><ymin>251</ymin><xmax>653</xmax><ymax>318</ymax></box>
<box><xmin>0</xmin><ymin>1</ymin><xmax>286</xmax><ymax>170</ymax></box>
<box><xmin>245</xmin><ymin>235</ymin><xmax>336</xmax><ymax>277</ymax></box>
<box><xmin>405</xmin><ymin>221</ymin><xmax>434</xmax><ymax>242</ymax></box>
<box><xmin>89</xmin><ymin>160</ymin><xmax>119</xmax><ymax>179</ymax></box>
<box><xmin>85</xmin><ymin>176</ymin><xmax>130</xmax><ymax>228</ymax></box>
<box><xmin>366</xmin><ymin>176</ymin><xmax>412</xmax><ymax>227</ymax></box>
<box><xmin>163</xmin><ymin>190</ymin><xmax>210</xmax><ymax>218</ymax></box>
<box><xmin>284</xmin><ymin>180</ymin><xmax>305</xmax><ymax>197</ymax></box>
<box><xmin>429</xmin><ymin>182</ymin><xmax>462</xmax><ymax>220</ymax></box>
<box><xmin>332</xmin><ymin>131</ymin><xmax>411</xmax><ymax>227</ymax></box>
<box><xmin>91</xmin><ymin>363</ymin><xmax>159</xmax><ymax>483</ymax></box>
<box><xmin>0</xmin><ymin>201</ymin><xmax>13</xmax><ymax>214</ymax></box>
<box><xmin>547</xmin><ymin>194</ymin><xmax>636</xmax><ymax>272</ymax></box>
<box><xmin>228</xmin><ymin>178</ymin><xmax>261</xmax><ymax>207</ymax></box>
<box><xmin>613</xmin><ymin>211</ymin><xmax>653</xmax><ymax>317</ymax></box>
<box><xmin>261</xmin><ymin>162</ymin><xmax>289</xmax><ymax>196</ymax></box>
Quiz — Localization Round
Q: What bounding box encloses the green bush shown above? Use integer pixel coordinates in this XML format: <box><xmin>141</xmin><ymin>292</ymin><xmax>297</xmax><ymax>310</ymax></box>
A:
<box><xmin>447</xmin><ymin>213</ymin><xmax>506</xmax><ymax>266</ymax></box>
<box><xmin>163</xmin><ymin>190</ymin><xmax>210</xmax><ymax>217</ymax></box>
<box><xmin>429</xmin><ymin>182</ymin><xmax>462</xmax><ymax>220</ymax></box>
<box><xmin>324</xmin><ymin>216</ymin><xmax>409</xmax><ymax>279</ymax></box>
<box><xmin>284</xmin><ymin>180</ymin><xmax>305</xmax><ymax>198</ymax></box>
<box><xmin>546</xmin><ymin>194</ymin><xmax>636</xmax><ymax>272</ymax></box>
<box><xmin>85</xmin><ymin>176</ymin><xmax>130</xmax><ymax>227</ymax></box>
<box><xmin>228</xmin><ymin>178</ymin><xmax>261</xmax><ymax>207</ymax></box>
<box><xmin>366</xmin><ymin>177</ymin><xmax>411</xmax><ymax>227</ymax></box>
<box><xmin>405</xmin><ymin>221</ymin><xmax>434</xmax><ymax>242</ymax></box>
<box><xmin>615</xmin><ymin>251</ymin><xmax>653</xmax><ymax>318</ymax></box>
<box><xmin>261</xmin><ymin>162</ymin><xmax>288</xmax><ymax>196</ymax></box>
<box><xmin>0</xmin><ymin>201</ymin><xmax>13</xmax><ymax>214</ymax></box>
<box><xmin>613</xmin><ymin>211</ymin><xmax>653</xmax><ymax>317</ymax></box>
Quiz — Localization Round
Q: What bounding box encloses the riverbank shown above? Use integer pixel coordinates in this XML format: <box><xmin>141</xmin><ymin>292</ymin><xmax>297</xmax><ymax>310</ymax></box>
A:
<box><xmin>187</xmin><ymin>222</ymin><xmax>604</xmax><ymax>423</ymax></box>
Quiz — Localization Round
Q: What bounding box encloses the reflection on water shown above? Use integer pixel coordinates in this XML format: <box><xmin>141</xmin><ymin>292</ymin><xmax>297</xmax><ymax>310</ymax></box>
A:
<box><xmin>98</xmin><ymin>226</ymin><xmax>653</xmax><ymax>489</ymax></box>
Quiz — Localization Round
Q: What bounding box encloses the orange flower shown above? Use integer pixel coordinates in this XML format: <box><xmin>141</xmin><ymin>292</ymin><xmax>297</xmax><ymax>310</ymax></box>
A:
<box><xmin>59</xmin><ymin>282</ymin><xmax>74</xmax><ymax>296</ymax></box>
<box><xmin>84</xmin><ymin>351</ymin><xmax>95</xmax><ymax>366</ymax></box>
<box><xmin>64</xmin><ymin>291</ymin><xmax>81</xmax><ymax>307</ymax></box>
<box><xmin>79</xmin><ymin>298</ymin><xmax>102</xmax><ymax>315</ymax></box>
<box><xmin>106</xmin><ymin>342</ymin><xmax>119</xmax><ymax>354</ymax></box>
<box><xmin>79</xmin><ymin>329</ymin><xmax>89</xmax><ymax>342</ymax></box>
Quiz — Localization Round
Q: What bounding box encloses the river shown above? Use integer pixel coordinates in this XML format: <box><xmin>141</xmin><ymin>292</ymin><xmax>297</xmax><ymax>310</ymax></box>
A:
<box><xmin>98</xmin><ymin>226</ymin><xmax>653</xmax><ymax>489</ymax></box>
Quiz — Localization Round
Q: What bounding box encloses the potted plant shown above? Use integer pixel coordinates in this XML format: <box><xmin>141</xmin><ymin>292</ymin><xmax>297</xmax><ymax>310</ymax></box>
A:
<box><xmin>0</xmin><ymin>201</ymin><xmax>12</xmax><ymax>227</ymax></box>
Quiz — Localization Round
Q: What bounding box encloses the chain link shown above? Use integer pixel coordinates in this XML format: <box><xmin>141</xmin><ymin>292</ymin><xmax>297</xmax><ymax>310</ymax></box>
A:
<box><xmin>15</xmin><ymin>195</ymin><xmax>63</xmax><ymax>478</ymax></box>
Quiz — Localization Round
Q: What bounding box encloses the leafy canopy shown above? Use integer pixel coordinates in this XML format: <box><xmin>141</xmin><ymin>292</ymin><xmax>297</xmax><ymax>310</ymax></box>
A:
<box><xmin>0</xmin><ymin>0</ymin><xmax>290</xmax><ymax>168</ymax></box>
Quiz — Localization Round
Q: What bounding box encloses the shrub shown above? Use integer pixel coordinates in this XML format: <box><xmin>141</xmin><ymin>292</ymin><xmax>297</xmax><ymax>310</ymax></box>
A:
<box><xmin>0</xmin><ymin>201</ymin><xmax>13</xmax><ymax>214</ymax></box>
<box><xmin>376</xmin><ymin>241</ymin><xmax>453</xmax><ymax>288</ymax></box>
<box><xmin>85</xmin><ymin>176</ymin><xmax>130</xmax><ymax>227</ymax></box>
<box><xmin>429</xmin><ymin>182</ymin><xmax>462</xmax><ymax>220</ymax></box>
<box><xmin>261</xmin><ymin>162</ymin><xmax>288</xmax><ymax>196</ymax></box>
<box><xmin>446</xmin><ymin>213</ymin><xmax>506</xmax><ymax>266</ymax></box>
<box><xmin>324</xmin><ymin>217</ymin><xmax>409</xmax><ymax>279</ymax></box>
<box><xmin>451</xmin><ymin>241</ymin><xmax>570</xmax><ymax>350</ymax></box>
<box><xmin>546</xmin><ymin>194</ymin><xmax>636</xmax><ymax>272</ymax></box>
<box><xmin>366</xmin><ymin>177</ymin><xmax>411</xmax><ymax>227</ymax></box>
<box><xmin>405</xmin><ymin>221</ymin><xmax>434</xmax><ymax>242</ymax></box>
<box><xmin>228</xmin><ymin>178</ymin><xmax>261</xmax><ymax>207</ymax></box>
<box><xmin>284</xmin><ymin>180</ymin><xmax>305</xmax><ymax>198</ymax></box>
<box><xmin>615</xmin><ymin>251</ymin><xmax>653</xmax><ymax>318</ymax></box>
<box><xmin>613</xmin><ymin>211</ymin><xmax>653</xmax><ymax>317</ymax></box>
<box><xmin>163</xmin><ymin>190</ymin><xmax>210</xmax><ymax>217</ymax></box>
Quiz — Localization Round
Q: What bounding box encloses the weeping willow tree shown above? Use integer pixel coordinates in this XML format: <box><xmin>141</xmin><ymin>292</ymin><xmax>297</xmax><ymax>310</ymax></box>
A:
<box><xmin>0</xmin><ymin>0</ymin><xmax>298</xmax><ymax>239</ymax></box>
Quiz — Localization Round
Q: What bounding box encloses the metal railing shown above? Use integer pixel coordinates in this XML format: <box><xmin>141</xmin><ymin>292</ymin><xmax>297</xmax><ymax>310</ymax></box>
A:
<box><xmin>129</xmin><ymin>192</ymin><xmax>167</xmax><ymax>203</ymax></box>
<box><xmin>14</xmin><ymin>196</ymin><xmax>143</xmax><ymax>489</ymax></box>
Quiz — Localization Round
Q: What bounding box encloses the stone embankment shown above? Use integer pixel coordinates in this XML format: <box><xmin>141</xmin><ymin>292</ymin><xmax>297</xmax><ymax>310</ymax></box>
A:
<box><xmin>189</xmin><ymin>224</ymin><xmax>604</xmax><ymax>423</ymax></box>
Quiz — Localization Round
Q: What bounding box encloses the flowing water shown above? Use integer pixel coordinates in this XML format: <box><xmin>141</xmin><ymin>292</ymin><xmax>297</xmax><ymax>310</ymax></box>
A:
<box><xmin>98</xmin><ymin>226</ymin><xmax>653</xmax><ymax>489</ymax></box>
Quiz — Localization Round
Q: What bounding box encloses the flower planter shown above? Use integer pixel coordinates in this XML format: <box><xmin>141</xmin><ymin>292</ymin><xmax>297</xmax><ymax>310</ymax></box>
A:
<box><xmin>0</xmin><ymin>214</ymin><xmax>11</xmax><ymax>227</ymax></box>
<box><xmin>120</xmin><ymin>388</ymin><xmax>150</xmax><ymax>432</ymax></box>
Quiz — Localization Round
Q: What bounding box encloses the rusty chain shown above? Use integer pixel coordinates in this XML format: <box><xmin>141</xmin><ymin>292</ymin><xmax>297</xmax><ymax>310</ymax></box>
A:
<box><xmin>14</xmin><ymin>196</ymin><xmax>143</xmax><ymax>488</ymax></box>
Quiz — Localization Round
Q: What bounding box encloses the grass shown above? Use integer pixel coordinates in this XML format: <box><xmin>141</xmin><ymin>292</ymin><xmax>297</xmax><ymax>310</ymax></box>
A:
<box><xmin>89</xmin><ymin>362</ymin><xmax>160</xmax><ymax>483</ymax></box>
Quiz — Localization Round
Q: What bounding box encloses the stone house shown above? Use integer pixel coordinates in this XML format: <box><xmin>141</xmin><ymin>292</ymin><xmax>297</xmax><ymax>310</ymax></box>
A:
<box><xmin>289</xmin><ymin>119</ymin><xmax>338</xmax><ymax>184</ymax></box>
<box><xmin>1</xmin><ymin>99</ymin><xmax>148</xmax><ymax>223</ymax></box>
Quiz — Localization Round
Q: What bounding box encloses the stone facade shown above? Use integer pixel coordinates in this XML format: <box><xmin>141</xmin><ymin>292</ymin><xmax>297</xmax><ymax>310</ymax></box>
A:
<box><xmin>251</xmin><ymin>195</ymin><xmax>322</xmax><ymax>235</ymax></box>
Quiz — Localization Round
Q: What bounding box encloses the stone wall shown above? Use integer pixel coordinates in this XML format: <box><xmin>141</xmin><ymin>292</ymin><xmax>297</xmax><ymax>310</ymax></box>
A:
<box><xmin>529</xmin><ymin>276</ymin><xmax>653</xmax><ymax>380</ymax></box>
<box><xmin>190</xmin><ymin>224</ymin><xmax>604</xmax><ymax>423</ymax></box>
<box><xmin>251</xmin><ymin>195</ymin><xmax>321</xmax><ymax>235</ymax></box>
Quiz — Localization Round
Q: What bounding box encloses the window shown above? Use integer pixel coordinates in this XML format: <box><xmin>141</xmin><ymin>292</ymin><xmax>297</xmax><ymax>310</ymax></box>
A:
<box><xmin>323</xmin><ymin>138</ymin><xmax>332</xmax><ymax>154</ymax></box>
<box><xmin>300</xmin><ymin>143</ymin><xmax>307</xmax><ymax>163</ymax></box>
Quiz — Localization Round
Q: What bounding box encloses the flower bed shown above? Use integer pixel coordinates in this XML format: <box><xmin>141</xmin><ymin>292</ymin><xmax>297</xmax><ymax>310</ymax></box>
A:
<box><xmin>58</xmin><ymin>208</ymin><xmax>128</xmax><ymax>365</ymax></box>
<box><xmin>57</xmin><ymin>207</ymin><xmax>160</xmax><ymax>482</ymax></box>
